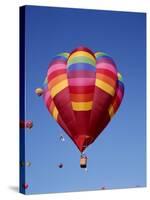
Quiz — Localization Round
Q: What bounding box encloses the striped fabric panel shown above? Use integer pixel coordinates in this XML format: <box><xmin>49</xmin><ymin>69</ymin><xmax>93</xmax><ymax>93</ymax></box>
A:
<box><xmin>96</xmin><ymin>55</ymin><xmax>114</xmax><ymax>62</ymax></box>
<box><xmin>95</xmin><ymin>54</ymin><xmax>117</xmax><ymax>97</ymax></box>
<box><xmin>108</xmin><ymin>76</ymin><xmax>124</xmax><ymax>118</ymax></box>
<box><xmin>48</xmin><ymin>63</ymin><xmax>67</xmax><ymax>76</ymax></box>
<box><xmin>69</xmin><ymin>78</ymin><xmax>95</xmax><ymax>86</ymax></box>
<box><xmin>95</xmin><ymin>52</ymin><xmax>115</xmax><ymax>64</ymax></box>
<box><xmin>112</xmin><ymin>96</ymin><xmax>121</xmax><ymax>111</ymax></box>
<box><xmin>67</xmin><ymin>50</ymin><xmax>96</xmax><ymax>111</ymax></box>
<box><xmin>70</xmin><ymin>93</ymin><xmax>93</xmax><ymax>102</ymax></box>
<box><xmin>43</xmin><ymin>86</ymin><xmax>75</xmax><ymax>139</ymax></box>
<box><xmin>88</xmin><ymin>87</ymin><xmax>112</xmax><ymax>146</ymax></box>
<box><xmin>68</xmin><ymin>63</ymin><xmax>95</xmax><ymax>71</ymax></box>
<box><xmin>70</xmin><ymin>84</ymin><xmax>95</xmax><ymax>110</ymax></box>
<box><xmin>46</xmin><ymin>53</ymin><xmax>78</xmax><ymax>139</ymax></box>
<box><xmin>69</xmin><ymin>86</ymin><xmax>95</xmax><ymax>94</ymax></box>
<box><xmin>108</xmin><ymin>105</ymin><xmax>114</xmax><ymax>118</ymax></box>
<box><xmin>68</xmin><ymin>56</ymin><xmax>96</xmax><ymax>67</ymax></box>
<box><xmin>68</xmin><ymin>70</ymin><xmax>95</xmax><ymax>78</ymax></box>
<box><xmin>96</xmin><ymin>69</ymin><xmax>117</xmax><ymax>80</ymax></box>
<box><xmin>96</xmin><ymin>62</ymin><xmax>117</xmax><ymax>74</ymax></box>
<box><xmin>69</xmin><ymin>51</ymin><xmax>95</xmax><ymax>62</ymax></box>
<box><xmin>117</xmin><ymin>86</ymin><xmax>124</xmax><ymax>100</ymax></box>
<box><xmin>95</xmin><ymin>79</ymin><xmax>115</xmax><ymax>96</ymax></box>
<box><xmin>49</xmin><ymin>101</ymin><xmax>55</xmax><ymax>113</ymax></box>
<box><xmin>96</xmin><ymin>58</ymin><xmax>116</xmax><ymax>67</ymax></box>
<box><xmin>48</xmin><ymin>74</ymin><xmax>67</xmax><ymax>90</ymax></box>
<box><xmin>50</xmin><ymin>79</ymin><xmax>68</xmax><ymax>98</ymax></box>
<box><xmin>43</xmin><ymin>88</ymin><xmax>51</xmax><ymax>108</ymax></box>
<box><xmin>47</xmin><ymin>54</ymin><xmax>69</xmax><ymax>98</ymax></box>
<box><xmin>48</xmin><ymin>69</ymin><xmax>66</xmax><ymax>80</ymax></box>
<box><xmin>69</xmin><ymin>46</ymin><xmax>96</xmax><ymax>59</ymax></box>
<box><xmin>50</xmin><ymin>53</ymin><xmax>69</xmax><ymax>64</ymax></box>
<box><xmin>96</xmin><ymin>73</ymin><xmax>116</xmax><ymax>88</ymax></box>
<box><xmin>72</xmin><ymin>101</ymin><xmax>93</xmax><ymax>111</ymax></box>
<box><xmin>51</xmin><ymin>106</ymin><xmax>58</xmax><ymax>120</ymax></box>
<box><xmin>43</xmin><ymin>89</ymin><xmax>59</xmax><ymax>120</ymax></box>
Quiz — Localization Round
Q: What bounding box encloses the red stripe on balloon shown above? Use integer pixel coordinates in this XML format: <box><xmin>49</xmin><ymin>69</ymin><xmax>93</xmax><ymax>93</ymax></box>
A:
<box><xmin>96</xmin><ymin>57</ymin><xmax>116</xmax><ymax>66</ymax></box>
<box><xmin>48</xmin><ymin>69</ymin><xmax>66</xmax><ymax>80</ymax></box>
<box><xmin>96</xmin><ymin>69</ymin><xmax>117</xmax><ymax>80</ymax></box>
<box><xmin>70</xmin><ymin>93</ymin><xmax>93</xmax><ymax>102</ymax></box>
<box><xmin>67</xmin><ymin>70</ymin><xmax>95</xmax><ymax>78</ymax></box>
<box><xmin>69</xmin><ymin>86</ymin><xmax>95</xmax><ymax>94</ymax></box>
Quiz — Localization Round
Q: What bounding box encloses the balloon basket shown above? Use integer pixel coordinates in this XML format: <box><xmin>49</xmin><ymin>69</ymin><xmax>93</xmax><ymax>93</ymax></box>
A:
<box><xmin>80</xmin><ymin>155</ymin><xmax>87</xmax><ymax>168</ymax></box>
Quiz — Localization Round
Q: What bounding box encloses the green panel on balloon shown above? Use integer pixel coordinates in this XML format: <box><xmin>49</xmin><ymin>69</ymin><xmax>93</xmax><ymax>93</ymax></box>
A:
<box><xmin>19</xmin><ymin>5</ymin><xmax>146</xmax><ymax>195</ymax></box>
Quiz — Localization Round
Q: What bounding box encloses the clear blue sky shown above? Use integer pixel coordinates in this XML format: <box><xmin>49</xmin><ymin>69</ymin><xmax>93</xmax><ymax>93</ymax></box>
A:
<box><xmin>23</xmin><ymin>6</ymin><xmax>146</xmax><ymax>194</ymax></box>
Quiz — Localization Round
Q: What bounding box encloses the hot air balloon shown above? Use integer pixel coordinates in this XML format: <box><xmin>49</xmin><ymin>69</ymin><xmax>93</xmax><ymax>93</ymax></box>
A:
<box><xmin>43</xmin><ymin>47</ymin><xmax>124</xmax><ymax>167</ymax></box>
<box><xmin>20</xmin><ymin>120</ymin><xmax>33</xmax><ymax>129</ymax></box>
<box><xmin>22</xmin><ymin>183</ymin><xmax>29</xmax><ymax>189</ymax></box>
<box><xmin>58</xmin><ymin>163</ymin><xmax>63</xmax><ymax>168</ymax></box>
<box><xmin>20</xmin><ymin>161</ymin><xmax>31</xmax><ymax>167</ymax></box>
<box><xmin>35</xmin><ymin>88</ymin><xmax>43</xmax><ymax>96</ymax></box>
<box><xmin>60</xmin><ymin>135</ymin><xmax>65</xmax><ymax>142</ymax></box>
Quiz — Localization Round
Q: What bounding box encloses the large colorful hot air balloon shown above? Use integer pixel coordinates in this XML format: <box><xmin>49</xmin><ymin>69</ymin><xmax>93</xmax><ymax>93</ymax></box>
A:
<box><xmin>43</xmin><ymin>47</ymin><xmax>124</xmax><ymax>158</ymax></box>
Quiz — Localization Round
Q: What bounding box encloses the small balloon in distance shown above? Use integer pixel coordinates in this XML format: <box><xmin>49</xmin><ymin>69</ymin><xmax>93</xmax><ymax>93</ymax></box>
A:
<box><xmin>25</xmin><ymin>121</ymin><xmax>33</xmax><ymax>129</ymax></box>
<box><xmin>20</xmin><ymin>120</ymin><xmax>33</xmax><ymax>129</ymax></box>
<box><xmin>60</xmin><ymin>135</ymin><xmax>65</xmax><ymax>142</ymax></box>
<box><xmin>22</xmin><ymin>183</ymin><xmax>29</xmax><ymax>189</ymax></box>
<box><xmin>58</xmin><ymin>163</ymin><xmax>63</xmax><ymax>168</ymax></box>
<box><xmin>20</xmin><ymin>161</ymin><xmax>31</xmax><ymax>167</ymax></box>
<box><xmin>35</xmin><ymin>88</ymin><xmax>43</xmax><ymax>96</ymax></box>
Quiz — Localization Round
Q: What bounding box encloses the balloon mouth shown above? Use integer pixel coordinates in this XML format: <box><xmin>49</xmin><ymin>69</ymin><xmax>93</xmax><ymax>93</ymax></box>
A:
<box><xmin>75</xmin><ymin>135</ymin><xmax>93</xmax><ymax>152</ymax></box>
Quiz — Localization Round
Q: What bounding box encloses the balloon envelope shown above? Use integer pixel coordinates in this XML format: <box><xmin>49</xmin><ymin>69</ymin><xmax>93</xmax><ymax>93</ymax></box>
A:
<box><xmin>43</xmin><ymin>47</ymin><xmax>124</xmax><ymax>152</ymax></box>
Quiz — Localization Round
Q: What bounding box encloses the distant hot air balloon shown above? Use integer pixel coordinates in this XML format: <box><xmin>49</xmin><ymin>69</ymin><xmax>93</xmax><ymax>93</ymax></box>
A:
<box><xmin>58</xmin><ymin>163</ymin><xmax>63</xmax><ymax>168</ymax></box>
<box><xmin>35</xmin><ymin>88</ymin><xmax>43</xmax><ymax>96</ymax></box>
<box><xmin>43</xmin><ymin>47</ymin><xmax>124</xmax><ymax>167</ymax></box>
<box><xmin>22</xmin><ymin>183</ymin><xmax>29</xmax><ymax>189</ymax></box>
<box><xmin>20</xmin><ymin>120</ymin><xmax>33</xmax><ymax>129</ymax></box>
<box><xmin>60</xmin><ymin>135</ymin><xmax>65</xmax><ymax>142</ymax></box>
<box><xmin>20</xmin><ymin>161</ymin><xmax>31</xmax><ymax>167</ymax></box>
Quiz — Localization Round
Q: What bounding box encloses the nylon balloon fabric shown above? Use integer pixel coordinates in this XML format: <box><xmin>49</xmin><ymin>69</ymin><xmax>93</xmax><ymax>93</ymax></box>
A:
<box><xmin>43</xmin><ymin>47</ymin><xmax>124</xmax><ymax>152</ymax></box>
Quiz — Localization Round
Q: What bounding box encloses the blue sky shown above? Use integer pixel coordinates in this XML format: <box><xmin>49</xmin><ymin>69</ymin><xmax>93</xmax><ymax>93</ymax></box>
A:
<box><xmin>22</xmin><ymin>6</ymin><xmax>146</xmax><ymax>194</ymax></box>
